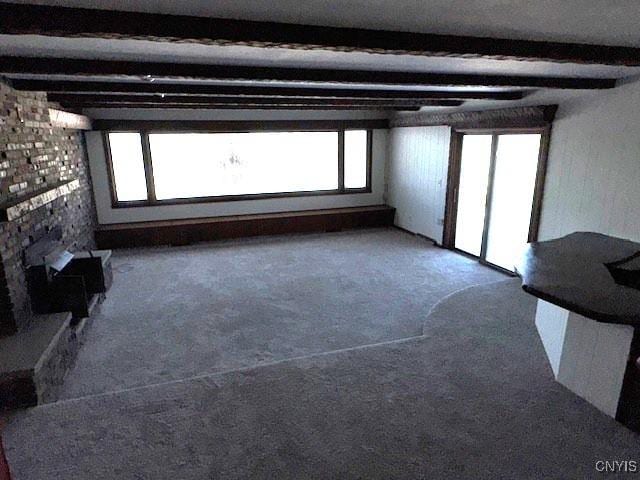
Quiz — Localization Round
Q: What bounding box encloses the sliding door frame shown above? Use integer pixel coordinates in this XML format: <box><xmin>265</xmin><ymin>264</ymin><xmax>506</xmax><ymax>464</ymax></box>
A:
<box><xmin>442</xmin><ymin>126</ymin><xmax>552</xmax><ymax>271</ymax></box>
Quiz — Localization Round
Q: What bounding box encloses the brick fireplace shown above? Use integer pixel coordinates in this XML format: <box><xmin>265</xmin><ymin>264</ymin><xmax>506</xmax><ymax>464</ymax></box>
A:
<box><xmin>0</xmin><ymin>79</ymin><xmax>97</xmax><ymax>337</ymax></box>
<box><xmin>0</xmin><ymin>79</ymin><xmax>103</xmax><ymax>409</ymax></box>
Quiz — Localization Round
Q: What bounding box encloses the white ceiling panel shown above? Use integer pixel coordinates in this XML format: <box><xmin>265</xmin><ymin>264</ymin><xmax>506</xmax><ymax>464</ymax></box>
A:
<box><xmin>4</xmin><ymin>0</ymin><xmax>640</xmax><ymax>47</ymax></box>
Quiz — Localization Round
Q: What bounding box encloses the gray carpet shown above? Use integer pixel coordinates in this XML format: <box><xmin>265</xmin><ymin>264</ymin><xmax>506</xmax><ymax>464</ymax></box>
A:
<box><xmin>57</xmin><ymin>228</ymin><xmax>504</xmax><ymax>399</ymax></box>
<box><xmin>5</xmin><ymin>278</ymin><xmax>639</xmax><ymax>479</ymax></box>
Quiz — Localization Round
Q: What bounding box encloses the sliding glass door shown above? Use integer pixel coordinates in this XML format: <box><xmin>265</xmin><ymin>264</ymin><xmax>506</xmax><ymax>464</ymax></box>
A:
<box><xmin>450</xmin><ymin>131</ymin><xmax>545</xmax><ymax>272</ymax></box>
<box><xmin>484</xmin><ymin>134</ymin><xmax>541</xmax><ymax>270</ymax></box>
<box><xmin>454</xmin><ymin>135</ymin><xmax>492</xmax><ymax>256</ymax></box>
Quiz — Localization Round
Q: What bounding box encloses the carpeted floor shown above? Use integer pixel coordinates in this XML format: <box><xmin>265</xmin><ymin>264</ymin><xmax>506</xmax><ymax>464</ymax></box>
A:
<box><xmin>56</xmin><ymin>228</ymin><xmax>505</xmax><ymax>399</ymax></box>
<box><xmin>5</xmin><ymin>278</ymin><xmax>640</xmax><ymax>479</ymax></box>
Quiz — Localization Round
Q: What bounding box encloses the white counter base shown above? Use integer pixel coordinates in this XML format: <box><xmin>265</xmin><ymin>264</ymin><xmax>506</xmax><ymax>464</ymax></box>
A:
<box><xmin>535</xmin><ymin>299</ymin><xmax>634</xmax><ymax>417</ymax></box>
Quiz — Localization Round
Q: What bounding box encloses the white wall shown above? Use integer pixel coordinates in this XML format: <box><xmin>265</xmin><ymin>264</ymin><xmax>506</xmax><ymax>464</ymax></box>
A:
<box><xmin>386</xmin><ymin>79</ymin><xmax>640</xmax><ymax>246</ymax></box>
<box><xmin>386</xmin><ymin>126</ymin><xmax>451</xmax><ymax>243</ymax></box>
<box><xmin>539</xmin><ymin>78</ymin><xmax>640</xmax><ymax>242</ymax></box>
<box><xmin>86</xmin><ymin>129</ymin><xmax>387</xmax><ymax>224</ymax></box>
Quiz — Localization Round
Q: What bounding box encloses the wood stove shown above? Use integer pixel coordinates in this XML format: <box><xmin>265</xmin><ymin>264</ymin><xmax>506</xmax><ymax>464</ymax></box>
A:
<box><xmin>24</xmin><ymin>227</ymin><xmax>112</xmax><ymax>320</ymax></box>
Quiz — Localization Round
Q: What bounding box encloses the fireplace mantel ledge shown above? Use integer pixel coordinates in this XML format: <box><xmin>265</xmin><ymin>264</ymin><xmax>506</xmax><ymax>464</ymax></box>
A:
<box><xmin>0</xmin><ymin>179</ymin><xmax>80</xmax><ymax>222</ymax></box>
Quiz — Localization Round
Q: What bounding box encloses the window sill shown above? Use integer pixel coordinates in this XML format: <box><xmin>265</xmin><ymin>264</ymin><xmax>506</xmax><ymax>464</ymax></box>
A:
<box><xmin>111</xmin><ymin>187</ymin><xmax>372</xmax><ymax>209</ymax></box>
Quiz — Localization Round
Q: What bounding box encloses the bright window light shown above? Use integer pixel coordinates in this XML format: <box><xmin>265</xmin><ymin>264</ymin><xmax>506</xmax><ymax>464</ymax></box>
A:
<box><xmin>344</xmin><ymin>130</ymin><xmax>368</xmax><ymax>189</ymax></box>
<box><xmin>454</xmin><ymin>135</ymin><xmax>493</xmax><ymax>257</ymax></box>
<box><xmin>148</xmin><ymin>132</ymin><xmax>339</xmax><ymax>200</ymax></box>
<box><xmin>107</xmin><ymin>132</ymin><xmax>148</xmax><ymax>201</ymax></box>
<box><xmin>484</xmin><ymin>134</ymin><xmax>542</xmax><ymax>271</ymax></box>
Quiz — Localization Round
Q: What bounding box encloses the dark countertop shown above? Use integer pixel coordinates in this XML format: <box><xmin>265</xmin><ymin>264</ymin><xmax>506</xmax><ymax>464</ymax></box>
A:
<box><xmin>517</xmin><ymin>232</ymin><xmax>640</xmax><ymax>326</ymax></box>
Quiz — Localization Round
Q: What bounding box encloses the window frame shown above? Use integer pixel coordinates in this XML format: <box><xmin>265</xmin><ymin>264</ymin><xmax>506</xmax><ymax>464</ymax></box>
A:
<box><xmin>103</xmin><ymin>127</ymin><xmax>373</xmax><ymax>208</ymax></box>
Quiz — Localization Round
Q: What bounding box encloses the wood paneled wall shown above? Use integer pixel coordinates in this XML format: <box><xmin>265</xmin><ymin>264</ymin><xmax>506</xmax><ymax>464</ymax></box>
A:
<box><xmin>539</xmin><ymin>79</ymin><xmax>640</xmax><ymax>242</ymax></box>
<box><xmin>386</xmin><ymin>126</ymin><xmax>451</xmax><ymax>243</ymax></box>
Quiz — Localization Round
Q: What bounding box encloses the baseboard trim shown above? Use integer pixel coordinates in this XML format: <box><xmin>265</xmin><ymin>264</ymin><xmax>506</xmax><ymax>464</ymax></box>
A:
<box><xmin>392</xmin><ymin>225</ymin><xmax>440</xmax><ymax>246</ymax></box>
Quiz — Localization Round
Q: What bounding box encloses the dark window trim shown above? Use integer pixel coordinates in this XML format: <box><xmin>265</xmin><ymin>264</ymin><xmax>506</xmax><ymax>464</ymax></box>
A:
<box><xmin>366</xmin><ymin>129</ymin><xmax>374</xmax><ymax>193</ymax></box>
<box><xmin>102</xmin><ymin>130</ymin><xmax>123</xmax><ymax>208</ymax></box>
<box><xmin>103</xmin><ymin>127</ymin><xmax>373</xmax><ymax>208</ymax></box>
<box><xmin>139</xmin><ymin>133</ymin><xmax>157</xmax><ymax>202</ymax></box>
<box><xmin>95</xmin><ymin>119</ymin><xmax>387</xmax><ymax>132</ymax></box>
<box><xmin>337</xmin><ymin>130</ymin><xmax>345</xmax><ymax>191</ymax></box>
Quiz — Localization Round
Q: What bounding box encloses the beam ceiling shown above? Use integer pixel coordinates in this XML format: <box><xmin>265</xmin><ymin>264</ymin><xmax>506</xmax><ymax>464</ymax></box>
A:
<box><xmin>11</xmin><ymin>80</ymin><xmax>528</xmax><ymax>101</ymax></box>
<box><xmin>47</xmin><ymin>93</ymin><xmax>464</xmax><ymax>108</ymax></box>
<box><xmin>59</xmin><ymin>103</ymin><xmax>419</xmax><ymax>111</ymax></box>
<box><xmin>0</xmin><ymin>57</ymin><xmax>617</xmax><ymax>90</ymax></box>
<box><xmin>1</xmin><ymin>2</ymin><xmax>639</xmax><ymax>66</ymax></box>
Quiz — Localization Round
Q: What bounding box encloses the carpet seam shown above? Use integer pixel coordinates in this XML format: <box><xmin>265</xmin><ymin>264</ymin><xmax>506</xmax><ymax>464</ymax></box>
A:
<box><xmin>34</xmin><ymin>335</ymin><xmax>428</xmax><ymax>409</ymax></box>
<box><xmin>39</xmin><ymin>278</ymin><xmax>514</xmax><ymax>409</ymax></box>
<box><xmin>421</xmin><ymin>277</ymin><xmax>516</xmax><ymax>335</ymax></box>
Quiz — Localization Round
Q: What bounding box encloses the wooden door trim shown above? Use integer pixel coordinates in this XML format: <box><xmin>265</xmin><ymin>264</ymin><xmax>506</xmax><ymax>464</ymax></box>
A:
<box><xmin>443</xmin><ymin>126</ymin><xmax>552</xmax><ymax>259</ymax></box>
<box><xmin>442</xmin><ymin>130</ymin><xmax>463</xmax><ymax>248</ymax></box>
<box><xmin>528</xmin><ymin>125</ymin><xmax>552</xmax><ymax>242</ymax></box>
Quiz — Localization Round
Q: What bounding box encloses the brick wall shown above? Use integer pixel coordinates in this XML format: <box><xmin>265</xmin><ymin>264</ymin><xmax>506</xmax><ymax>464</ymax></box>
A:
<box><xmin>0</xmin><ymin>80</ymin><xmax>97</xmax><ymax>336</ymax></box>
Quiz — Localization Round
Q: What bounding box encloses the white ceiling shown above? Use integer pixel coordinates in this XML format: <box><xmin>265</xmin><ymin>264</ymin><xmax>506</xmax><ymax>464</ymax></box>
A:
<box><xmin>5</xmin><ymin>0</ymin><xmax>640</xmax><ymax>47</ymax></box>
<box><xmin>2</xmin><ymin>36</ymin><xmax>639</xmax><ymax>79</ymax></box>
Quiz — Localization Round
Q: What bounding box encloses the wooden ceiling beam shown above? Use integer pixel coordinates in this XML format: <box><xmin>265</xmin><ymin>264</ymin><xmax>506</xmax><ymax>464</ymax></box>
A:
<box><xmin>11</xmin><ymin>79</ymin><xmax>528</xmax><ymax>100</ymax></box>
<box><xmin>1</xmin><ymin>2</ymin><xmax>639</xmax><ymax>66</ymax></box>
<box><xmin>92</xmin><ymin>119</ymin><xmax>390</xmax><ymax>131</ymax></box>
<box><xmin>59</xmin><ymin>102</ymin><xmax>420</xmax><ymax>111</ymax></box>
<box><xmin>48</xmin><ymin>93</ymin><xmax>463</xmax><ymax>107</ymax></box>
<box><xmin>0</xmin><ymin>57</ymin><xmax>616</xmax><ymax>89</ymax></box>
